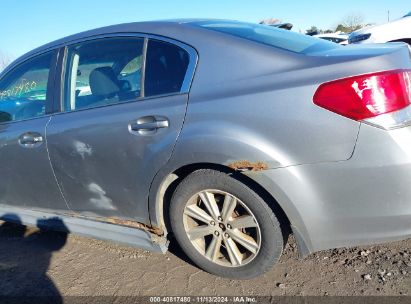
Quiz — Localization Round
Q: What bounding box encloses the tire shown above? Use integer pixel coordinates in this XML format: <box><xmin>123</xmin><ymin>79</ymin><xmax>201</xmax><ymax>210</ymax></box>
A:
<box><xmin>169</xmin><ymin>169</ymin><xmax>283</xmax><ymax>279</ymax></box>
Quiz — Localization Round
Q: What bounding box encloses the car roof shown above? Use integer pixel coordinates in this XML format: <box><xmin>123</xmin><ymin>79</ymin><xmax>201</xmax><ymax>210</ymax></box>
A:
<box><xmin>8</xmin><ymin>20</ymin><xmax>215</xmax><ymax>68</ymax></box>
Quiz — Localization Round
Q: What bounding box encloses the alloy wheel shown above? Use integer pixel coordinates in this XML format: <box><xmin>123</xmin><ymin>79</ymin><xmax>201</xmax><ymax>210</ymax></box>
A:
<box><xmin>182</xmin><ymin>189</ymin><xmax>261</xmax><ymax>267</ymax></box>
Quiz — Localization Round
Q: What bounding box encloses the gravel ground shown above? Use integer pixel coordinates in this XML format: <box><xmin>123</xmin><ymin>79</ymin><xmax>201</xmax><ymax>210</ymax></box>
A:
<box><xmin>0</xmin><ymin>221</ymin><xmax>411</xmax><ymax>298</ymax></box>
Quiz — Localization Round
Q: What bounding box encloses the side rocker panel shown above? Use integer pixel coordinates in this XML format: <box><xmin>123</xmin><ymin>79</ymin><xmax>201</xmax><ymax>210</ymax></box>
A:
<box><xmin>0</xmin><ymin>205</ymin><xmax>168</xmax><ymax>253</ymax></box>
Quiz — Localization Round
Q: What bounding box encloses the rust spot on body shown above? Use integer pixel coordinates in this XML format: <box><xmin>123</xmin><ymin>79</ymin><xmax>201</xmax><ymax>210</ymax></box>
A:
<box><xmin>66</xmin><ymin>212</ymin><xmax>164</xmax><ymax>236</ymax></box>
<box><xmin>103</xmin><ymin>217</ymin><xmax>164</xmax><ymax>236</ymax></box>
<box><xmin>228</xmin><ymin>160</ymin><xmax>269</xmax><ymax>172</ymax></box>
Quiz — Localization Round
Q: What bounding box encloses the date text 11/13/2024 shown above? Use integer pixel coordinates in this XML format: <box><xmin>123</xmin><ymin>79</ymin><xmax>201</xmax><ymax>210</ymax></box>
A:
<box><xmin>149</xmin><ymin>296</ymin><xmax>258</xmax><ymax>303</ymax></box>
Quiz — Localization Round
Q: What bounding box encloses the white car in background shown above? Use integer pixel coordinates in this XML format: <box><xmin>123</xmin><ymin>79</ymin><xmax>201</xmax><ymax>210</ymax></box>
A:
<box><xmin>349</xmin><ymin>11</ymin><xmax>411</xmax><ymax>45</ymax></box>
<box><xmin>314</xmin><ymin>33</ymin><xmax>349</xmax><ymax>45</ymax></box>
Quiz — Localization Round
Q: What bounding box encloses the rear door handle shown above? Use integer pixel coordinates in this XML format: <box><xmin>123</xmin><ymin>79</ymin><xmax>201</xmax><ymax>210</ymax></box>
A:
<box><xmin>129</xmin><ymin>116</ymin><xmax>169</xmax><ymax>135</ymax></box>
<box><xmin>130</xmin><ymin>120</ymin><xmax>169</xmax><ymax>131</ymax></box>
<box><xmin>18</xmin><ymin>132</ymin><xmax>44</xmax><ymax>148</ymax></box>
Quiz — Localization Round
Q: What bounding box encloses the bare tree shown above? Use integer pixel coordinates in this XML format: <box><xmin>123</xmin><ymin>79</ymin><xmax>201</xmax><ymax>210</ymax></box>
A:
<box><xmin>339</xmin><ymin>13</ymin><xmax>366</xmax><ymax>33</ymax></box>
<box><xmin>0</xmin><ymin>50</ymin><xmax>13</xmax><ymax>72</ymax></box>
<box><xmin>259</xmin><ymin>18</ymin><xmax>281</xmax><ymax>25</ymax></box>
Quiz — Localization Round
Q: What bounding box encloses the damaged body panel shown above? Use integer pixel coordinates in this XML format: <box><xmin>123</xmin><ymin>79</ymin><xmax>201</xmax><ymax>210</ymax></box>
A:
<box><xmin>228</xmin><ymin>160</ymin><xmax>269</xmax><ymax>172</ymax></box>
<box><xmin>2</xmin><ymin>19</ymin><xmax>411</xmax><ymax>277</ymax></box>
<box><xmin>0</xmin><ymin>205</ymin><xmax>168</xmax><ymax>253</ymax></box>
<box><xmin>0</xmin><ymin>117</ymin><xmax>69</xmax><ymax>211</ymax></box>
<box><xmin>46</xmin><ymin>94</ymin><xmax>188</xmax><ymax>223</ymax></box>
<box><xmin>98</xmin><ymin>216</ymin><xmax>164</xmax><ymax>236</ymax></box>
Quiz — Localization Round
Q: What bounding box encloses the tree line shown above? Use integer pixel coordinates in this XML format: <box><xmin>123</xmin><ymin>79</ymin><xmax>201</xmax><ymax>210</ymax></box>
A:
<box><xmin>260</xmin><ymin>13</ymin><xmax>370</xmax><ymax>34</ymax></box>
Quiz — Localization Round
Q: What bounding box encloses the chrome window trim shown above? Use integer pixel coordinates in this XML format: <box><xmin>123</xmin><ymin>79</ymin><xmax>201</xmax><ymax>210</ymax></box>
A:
<box><xmin>2</xmin><ymin>32</ymin><xmax>199</xmax><ymax>116</ymax></box>
<box><xmin>140</xmin><ymin>37</ymin><xmax>148</xmax><ymax>98</ymax></box>
<box><xmin>62</xmin><ymin>32</ymin><xmax>198</xmax><ymax>96</ymax></box>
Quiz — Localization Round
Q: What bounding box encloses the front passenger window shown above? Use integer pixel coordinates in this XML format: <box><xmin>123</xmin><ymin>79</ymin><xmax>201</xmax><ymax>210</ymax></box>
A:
<box><xmin>0</xmin><ymin>52</ymin><xmax>53</xmax><ymax>123</ymax></box>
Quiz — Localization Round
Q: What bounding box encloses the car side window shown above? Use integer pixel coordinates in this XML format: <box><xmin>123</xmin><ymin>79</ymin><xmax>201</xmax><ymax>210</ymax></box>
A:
<box><xmin>0</xmin><ymin>52</ymin><xmax>54</xmax><ymax>123</ymax></box>
<box><xmin>64</xmin><ymin>37</ymin><xmax>144</xmax><ymax>111</ymax></box>
<box><xmin>145</xmin><ymin>39</ymin><xmax>190</xmax><ymax>97</ymax></box>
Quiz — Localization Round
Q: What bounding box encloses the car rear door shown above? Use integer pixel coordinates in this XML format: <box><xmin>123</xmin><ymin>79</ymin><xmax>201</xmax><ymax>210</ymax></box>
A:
<box><xmin>46</xmin><ymin>36</ymin><xmax>196</xmax><ymax>223</ymax></box>
<box><xmin>0</xmin><ymin>50</ymin><xmax>69</xmax><ymax>212</ymax></box>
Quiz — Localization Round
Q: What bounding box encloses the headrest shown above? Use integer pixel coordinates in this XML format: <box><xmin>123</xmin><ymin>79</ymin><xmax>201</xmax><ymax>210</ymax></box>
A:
<box><xmin>89</xmin><ymin>66</ymin><xmax>120</xmax><ymax>97</ymax></box>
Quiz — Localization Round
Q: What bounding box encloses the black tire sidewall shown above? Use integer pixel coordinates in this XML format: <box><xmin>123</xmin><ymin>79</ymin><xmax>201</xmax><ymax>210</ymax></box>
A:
<box><xmin>169</xmin><ymin>170</ymin><xmax>283</xmax><ymax>279</ymax></box>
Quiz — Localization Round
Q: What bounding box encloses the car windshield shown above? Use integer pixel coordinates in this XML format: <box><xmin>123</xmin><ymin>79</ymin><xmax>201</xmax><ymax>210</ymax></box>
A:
<box><xmin>192</xmin><ymin>20</ymin><xmax>339</xmax><ymax>54</ymax></box>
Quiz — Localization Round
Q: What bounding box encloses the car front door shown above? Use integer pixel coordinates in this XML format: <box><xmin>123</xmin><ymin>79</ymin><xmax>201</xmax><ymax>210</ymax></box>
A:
<box><xmin>0</xmin><ymin>50</ymin><xmax>69</xmax><ymax>212</ymax></box>
<box><xmin>46</xmin><ymin>36</ymin><xmax>196</xmax><ymax>223</ymax></box>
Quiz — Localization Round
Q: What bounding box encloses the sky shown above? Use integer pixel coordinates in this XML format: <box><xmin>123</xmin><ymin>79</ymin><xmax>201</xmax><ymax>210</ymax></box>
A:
<box><xmin>0</xmin><ymin>0</ymin><xmax>409</xmax><ymax>58</ymax></box>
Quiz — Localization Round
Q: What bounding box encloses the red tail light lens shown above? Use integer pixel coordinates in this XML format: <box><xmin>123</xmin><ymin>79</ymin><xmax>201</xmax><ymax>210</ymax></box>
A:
<box><xmin>314</xmin><ymin>70</ymin><xmax>411</xmax><ymax>121</ymax></box>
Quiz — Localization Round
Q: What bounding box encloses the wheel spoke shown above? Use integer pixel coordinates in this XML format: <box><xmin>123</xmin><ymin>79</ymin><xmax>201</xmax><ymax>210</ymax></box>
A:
<box><xmin>199</xmin><ymin>191</ymin><xmax>220</xmax><ymax>219</ymax></box>
<box><xmin>184</xmin><ymin>189</ymin><xmax>262</xmax><ymax>268</ymax></box>
<box><xmin>205</xmin><ymin>235</ymin><xmax>222</xmax><ymax>261</ymax></box>
<box><xmin>229</xmin><ymin>215</ymin><xmax>257</xmax><ymax>229</ymax></box>
<box><xmin>221</xmin><ymin>195</ymin><xmax>237</xmax><ymax>223</ymax></box>
<box><xmin>187</xmin><ymin>225</ymin><xmax>214</xmax><ymax>240</ymax></box>
<box><xmin>224</xmin><ymin>237</ymin><xmax>243</xmax><ymax>266</ymax></box>
<box><xmin>184</xmin><ymin>205</ymin><xmax>213</xmax><ymax>224</ymax></box>
<box><xmin>228</xmin><ymin>229</ymin><xmax>259</xmax><ymax>254</ymax></box>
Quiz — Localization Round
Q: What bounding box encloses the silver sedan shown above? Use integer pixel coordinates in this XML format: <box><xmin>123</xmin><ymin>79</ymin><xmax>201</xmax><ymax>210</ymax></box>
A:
<box><xmin>0</xmin><ymin>20</ymin><xmax>411</xmax><ymax>279</ymax></box>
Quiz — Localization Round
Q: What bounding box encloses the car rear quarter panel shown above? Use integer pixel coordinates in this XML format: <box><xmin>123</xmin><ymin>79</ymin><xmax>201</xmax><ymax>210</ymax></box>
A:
<box><xmin>171</xmin><ymin>39</ymin><xmax>411</xmax><ymax>171</ymax></box>
<box><xmin>173</xmin><ymin>35</ymin><xmax>371</xmax><ymax>170</ymax></box>
<box><xmin>162</xmin><ymin>37</ymin><xmax>411</xmax><ymax>253</ymax></box>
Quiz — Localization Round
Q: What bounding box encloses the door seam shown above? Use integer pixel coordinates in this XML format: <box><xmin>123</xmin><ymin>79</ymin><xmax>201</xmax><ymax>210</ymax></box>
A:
<box><xmin>45</xmin><ymin>116</ymin><xmax>72</xmax><ymax>210</ymax></box>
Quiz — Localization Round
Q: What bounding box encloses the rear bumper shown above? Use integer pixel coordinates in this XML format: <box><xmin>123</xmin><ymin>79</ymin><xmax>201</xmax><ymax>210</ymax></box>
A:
<box><xmin>246</xmin><ymin>123</ymin><xmax>411</xmax><ymax>255</ymax></box>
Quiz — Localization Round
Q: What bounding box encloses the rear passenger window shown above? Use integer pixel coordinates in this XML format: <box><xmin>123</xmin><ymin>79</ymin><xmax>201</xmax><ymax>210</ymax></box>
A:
<box><xmin>145</xmin><ymin>40</ymin><xmax>189</xmax><ymax>97</ymax></box>
<box><xmin>0</xmin><ymin>52</ymin><xmax>53</xmax><ymax>123</ymax></box>
<box><xmin>64</xmin><ymin>38</ymin><xmax>144</xmax><ymax>111</ymax></box>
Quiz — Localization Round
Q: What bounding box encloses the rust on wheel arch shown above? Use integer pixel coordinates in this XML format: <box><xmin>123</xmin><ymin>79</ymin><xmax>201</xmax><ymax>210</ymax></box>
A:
<box><xmin>228</xmin><ymin>160</ymin><xmax>269</xmax><ymax>172</ymax></box>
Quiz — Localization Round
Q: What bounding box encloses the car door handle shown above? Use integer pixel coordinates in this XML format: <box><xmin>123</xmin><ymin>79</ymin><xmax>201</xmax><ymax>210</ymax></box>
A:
<box><xmin>18</xmin><ymin>132</ymin><xmax>44</xmax><ymax>148</ymax></box>
<box><xmin>130</xmin><ymin>120</ymin><xmax>169</xmax><ymax>131</ymax></box>
<box><xmin>129</xmin><ymin>116</ymin><xmax>169</xmax><ymax>135</ymax></box>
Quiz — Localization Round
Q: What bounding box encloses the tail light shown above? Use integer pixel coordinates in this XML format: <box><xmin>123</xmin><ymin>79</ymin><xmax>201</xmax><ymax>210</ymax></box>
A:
<box><xmin>314</xmin><ymin>70</ymin><xmax>411</xmax><ymax>129</ymax></box>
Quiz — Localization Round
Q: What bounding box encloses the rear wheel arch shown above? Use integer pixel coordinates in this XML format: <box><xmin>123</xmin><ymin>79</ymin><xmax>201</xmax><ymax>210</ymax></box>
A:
<box><xmin>149</xmin><ymin>162</ymin><xmax>293</xmax><ymax>246</ymax></box>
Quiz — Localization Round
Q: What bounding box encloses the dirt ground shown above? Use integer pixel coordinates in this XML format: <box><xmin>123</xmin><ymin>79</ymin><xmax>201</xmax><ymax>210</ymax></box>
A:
<box><xmin>0</xmin><ymin>220</ymin><xmax>410</xmax><ymax>298</ymax></box>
